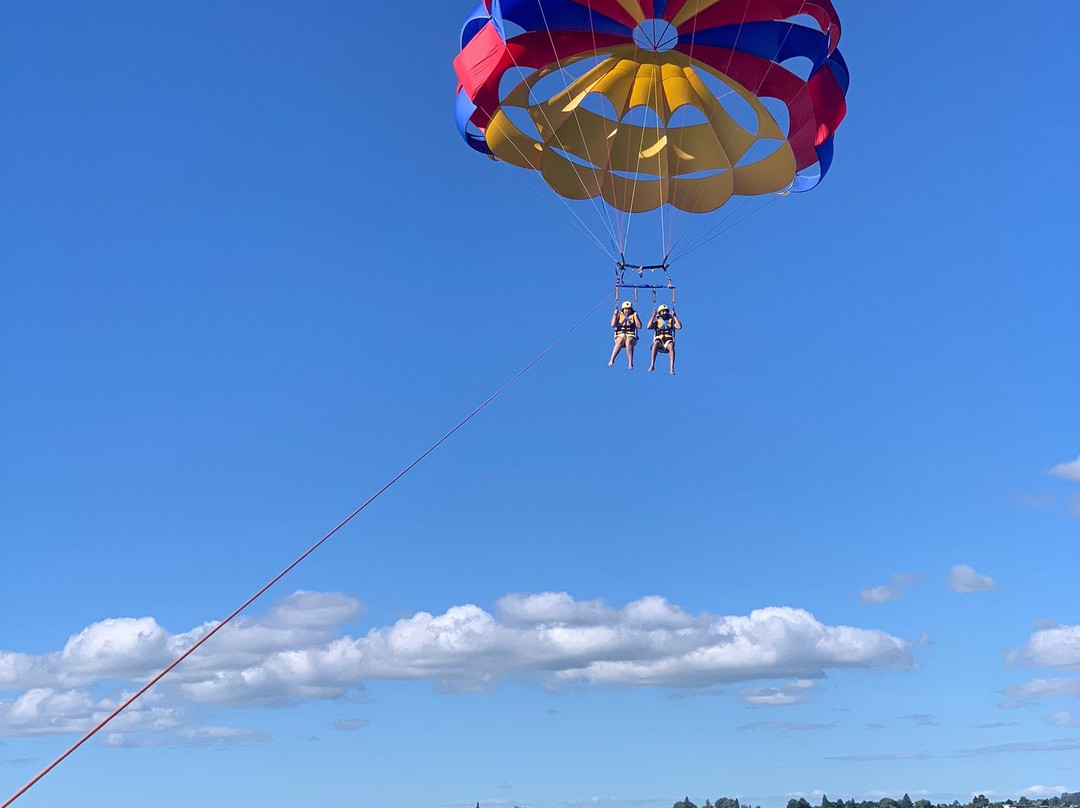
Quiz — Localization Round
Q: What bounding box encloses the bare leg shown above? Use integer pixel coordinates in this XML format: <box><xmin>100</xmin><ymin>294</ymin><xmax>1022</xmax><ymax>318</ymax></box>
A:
<box><xmin>668</xmin><ymin>341</ymin><xmax>676</xmax><ymax>375</ymax></box>
<box><xmin>608</xmin><ymin>337</ymin><xmax>624</xmax><ymax>366</ymax></box>
<box><xmin>648</xmin><ymin>339</ymin><xmax>660</xmax><ymax>372</ymax></box>
<box><xmin>627</xmin><ymin>338</ymin><xmax>636</xmax><ymax>369</ymax></box>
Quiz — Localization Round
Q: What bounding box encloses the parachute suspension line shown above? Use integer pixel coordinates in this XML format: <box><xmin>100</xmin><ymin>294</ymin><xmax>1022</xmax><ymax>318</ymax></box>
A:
<box><xmin>469</xmin><ymin>91</ymin><xmax>617</xmax><ymax>261</ymax></box>
<box><xmin>524</xmin><ymin>4</ymin><xmax>623</xmax><ymax>252</ymax></box>
<box><xmin>618</xmin><ymin>32</ymin><xmax>661</xmax><ymax>256</ymax></box>
<box><xmin>618</xmin><ymin>50</ymin><xmax>679</xmax><ymax>277</ymax></box>
<box><xmin>675</xmin><ymin>12</ymin><xmax>806</xmax><ymax>261</ymax></box>
<box><xmin>664</xmin><ymin>0</ymin><xmax>756</xmax><ymax>249</ymax></box>
<box><xmin>580</xmin><ymin>4</ymin><xmax>620</xmax><ymax>254</ymax></box>
<box><xmin>668</xmin><ymin>12</ymin><xmax>802</xmax><ymax>263</ymax></box>
<box><xmin>651</xmin><ymin>49</ymin><xmax>670</xmax><ymax>265</ymax></box>
<box><xmin>671</xmin><ymin>194</ymin><xmax>755</xmax><ymax>259</ymax></box>
<box><xmin>0</xmin><ymin>293</ymin><xmax>612</xmax><ymax>808</ymax></box>
<box><xmin>626</xmin><ymin>41</ymin><xmax>665</xmax><ymax>256</ymax></box>
<box><xmin>509</xmin><ymin>155</ymin><xmax>618</xmax><ymax>261</ymax></box>
<box><xmin>494</xmin><ymin>51</ymin><xmax>620</xmax><ymax>260</ymax></box>
<box><xmin>579</xmin><ymin>6</ymin><xmax>629</xmax><ymax>258</ymax></box>
<box><xmin>538</xmin><ymin>1</ymin><xmax>623</xmax><ymax>252</ymax></box>
<box><xmin>677</xmin><ymin>193</ymin><xmax>781</xmax><ymax>262</ymax></box>
<box><xmin>665</xmin><ymin>2</ymin><xmax>707</xmax><ymax>259</ymax></box>
<box><xmin>619</xmin><ymin>111</ymin><xmax>644</xmax><ymax>254</ymax></box>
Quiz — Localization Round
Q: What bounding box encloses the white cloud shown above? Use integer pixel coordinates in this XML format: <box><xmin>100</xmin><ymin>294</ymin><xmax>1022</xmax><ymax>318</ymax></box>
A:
<box><xmin>952</xmin><ymin>738</ymin><xmax>1080</xmax><ymax>757</ymax></box>
<box><xmin>561</xmin><ymin>799</ymin><xmax>668</xmax><ymax>807</ymax></box>
<box><xmin>1013</xmin><ymin>492</ymin><xmax>1055</xmax><ymax>509</ymax></box>
<box><xmin>1022</xmin><ymin>785</ymin><xmax>1072</xmax><ymax>798</ymax></box>
<box><xmin>0</xmin><ymin>758</ymin><xmax>35</xmax><ymax>767</ymax></box>
<box><xmin>828</xmin><ymin>738</ymin><xmax>1080</xmax><ymax>762</ymax></box>
<box><xmin>997</xmin><ymin>697</ymin><xmax>1035</xmax><ymax>710</ymax></box>
<box><xmin>737</xmin><ymin>721</ymin><xmax>833</xmax><ymax>732</ymax></box>
<box><xmin>738</xmin><ymin>680</ymin><xmax>817</xmax><ymax>706</ymax></box>
<box><xmin>345</xmin><ymin>595</ymin><xmax>912</xmax><ymax>691</ymax></box>
<box><xmin>863</xmin><ymin>792</ymin><xmax>932</xmax><ymax>801</ymax></box>
<box><xmin>180</xmin><ymin>726</ymin><xmax>271</xmax><ymax>745</ymax></box>
<box><xmin>1002</xmin><ymin>678</ymin><xmax>1080</xmax><ymax>700</ymax></box>
<box><xmin>827</xmin><ymin>751</ymin><xmax>933</xmax><ymax>762</ymax></box>
<box><xmin>898</xmin><ymin>713</ymin><xmax>939</xmax><ymax>727</ymax></box>
<box><xmin>269</xmin><ymin>591</ymin><xmax>364</xmax><ymax>627</ymax></box>
<box><xmin>949</xmin><ymin>564</ymin><xmax>998</xmax><ymax>594</ymax></box>
<box><xmin>1006</xmin><ymin>624</ymin><xmax>1080</xmax><ymax>670</ymax></box>
<box><xmin>334</xmin><ymin>718</ymin><xmax>369</xmax><ymax>731</ymax></box>
<box><xmin>103</xmin><ymin>726</ymin><xmax>271</xmax><ymax>748</ymax></box>
<box><xmin>1049</xmin><ymin>456</ymin><xmax>1080</xmax><ymax>482</ymax></box>
<box><xmin>1047</xmin><ymin>711</ymin><xmax>1080</xmax><ymax>728</ymax></box>
<box><xmin>0</xmin><ymin>591</ymin><xmax>911</xmax><ymax>740</ymax></box>
<box><xmin>497</xmin><ymin>592</ymin><xmax>610</xmax><ymax>627</ymax></box>
<box><xmin>0</xmin><ymin>590</ymin><xmax>362</xmax><ymax>693</ymax></box>
<box><xmin>859</xmin><ymin>587</ymin><xmax>897</xmax><ymax>605</ymax></box>
<box><xmin>0</xmin><ymin>688</ymin><xmax>178</xmax><ymax>738</ymax></box>
<box><xmin>860</xmin><ymin>574</ymin><xmax>923</xmax><ymax>604</ymax></box>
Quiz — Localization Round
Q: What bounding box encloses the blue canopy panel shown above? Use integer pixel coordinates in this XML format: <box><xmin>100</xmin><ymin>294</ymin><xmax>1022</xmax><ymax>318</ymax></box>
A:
<box><xmin>827</xmin><ymin>49</ymin><xmax>850</xmax><ymax>94</ymax></box>
<box><xmin>455</xmin><ymin>89</ymin><xmax>494</xmax><ymax>155</ymax></box>
<box><xmin>679</xmin><ymin>21</ymin><xmax>832</xmax><ymax>72</ymax></box>
<box><xmin>791</xmin><ymin>137</ymin><xmax>835</xmax><ymax>193</ymax></box>
<box><xmin>461</xmin><ymin>0</ymin><xmax>495</xmax><ymax>50</ymax></box>
<box><xmin>495</xmin><ymin>0</ymin><xmax>631</xmax><ymax>38</ymax></box>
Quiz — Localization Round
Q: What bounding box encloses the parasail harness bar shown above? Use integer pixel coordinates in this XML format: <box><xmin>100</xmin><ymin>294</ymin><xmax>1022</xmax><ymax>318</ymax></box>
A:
<box><xmin>614</xmin><ymin>259</ymin><xmax>676</xmax><ymax>305</ymax></box>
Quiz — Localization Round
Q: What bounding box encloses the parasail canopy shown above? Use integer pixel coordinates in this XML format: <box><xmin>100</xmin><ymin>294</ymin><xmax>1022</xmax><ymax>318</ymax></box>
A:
<box><xmin>453</xmin><ymin>0</ymin><xmax>850</xmax><ymax>262</ymax></box>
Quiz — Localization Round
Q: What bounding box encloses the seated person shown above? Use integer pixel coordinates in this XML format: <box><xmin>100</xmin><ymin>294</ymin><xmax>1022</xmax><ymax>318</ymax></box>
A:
<box><xmin>609</xmin><ymin>301</ymin><xmax>642</xmax><ymax>370</ymax></box>
<box><xmin>647</xmin><ymin>304</ymin><xmax>682</xmax><ymax>375</ymax></box>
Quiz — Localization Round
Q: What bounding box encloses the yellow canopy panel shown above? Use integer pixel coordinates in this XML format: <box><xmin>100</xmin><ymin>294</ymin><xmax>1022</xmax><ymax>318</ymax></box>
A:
<box><xmin>487</xmin><ymin>49</ymin><xmax>796</xmax><ymax>213</ymax></box>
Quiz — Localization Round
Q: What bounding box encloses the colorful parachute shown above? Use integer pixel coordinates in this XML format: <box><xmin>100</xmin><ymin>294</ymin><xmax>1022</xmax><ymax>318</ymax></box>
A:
<box><xmin>453</xmin><ymin>0</ymin><xmax>849</xmax><ymax>263</ymax></box>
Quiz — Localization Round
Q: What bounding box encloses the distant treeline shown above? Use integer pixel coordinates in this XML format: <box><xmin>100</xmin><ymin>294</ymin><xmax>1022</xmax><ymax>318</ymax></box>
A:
<box><xmin>672</xmin><ymin>793</ymin><xmax>1080</xmax><ymax>808</ymax></box>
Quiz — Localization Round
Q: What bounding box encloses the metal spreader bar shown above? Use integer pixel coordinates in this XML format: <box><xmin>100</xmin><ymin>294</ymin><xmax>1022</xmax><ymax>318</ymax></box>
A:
<box><xmin>614</xmin><ymin>260</ymin><xmax>676</xmax><ymax>305</ymax></box>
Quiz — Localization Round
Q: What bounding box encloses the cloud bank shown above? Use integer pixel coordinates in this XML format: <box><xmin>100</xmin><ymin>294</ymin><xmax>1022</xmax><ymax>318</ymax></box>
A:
<box><xmin>1047</xmin><ymin>711</ymin><xmax>1080</xmax><ymax>728</ymax></box>
<box><xmin>1006</xmin><ymin>624</ymin><xmax>1080</xmax><ymax>671</ymax></box>
<box><xmin>829</xmin><ymin>738</ymin><xmax>1080</xmax><ymax>762</ymax></box>
<box><xmin>738</xmin><ymin>679</ymin><xmax>817</xmax><ymax>707</ymax></box>
<box><xmin>1049</xmin><ymin>456</ymin><xmax>1080</xmax><ymax>482</ymax></box>
<box><xmin>0</xmin><ymin>590</ymin><xmax>912</xmax><ymax>741</ymax></box>
<box><xmin>1004</xmin><ymin>621</ymin><xmax>1080</xmax><ymax>726</ymax></box>
<box><xmin>948</xmin><ymin>565</ymin><xmax>998</xmax><ymax>594</ymax></box>
<box><xmin>737</xmin><ymin>720</ymin><xmax>833</xmax><ymax>732</ymax></box>
<box><xmin>860</xmin><ymin>574</ymin><xmax>923</xmax><ymax>604</ymax></box>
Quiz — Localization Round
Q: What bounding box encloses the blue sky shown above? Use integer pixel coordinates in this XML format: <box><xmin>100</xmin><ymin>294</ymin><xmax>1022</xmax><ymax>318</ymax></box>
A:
<box><xmin>1</xmin><ymin>2</ymin><xmax>1078</xmax><ymax>807</ymax></box>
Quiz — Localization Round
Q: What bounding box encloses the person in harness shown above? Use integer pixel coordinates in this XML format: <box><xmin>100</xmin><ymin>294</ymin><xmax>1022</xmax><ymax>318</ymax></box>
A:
<box><xmin>647</xmin><ymin>304</ymin><xmax>682</xmax><ymax>374</ymax></box>
<box><xmin>608</xmin><ymin>300</ymin><xmax>642</xmax><ymax>369</ymax></box>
